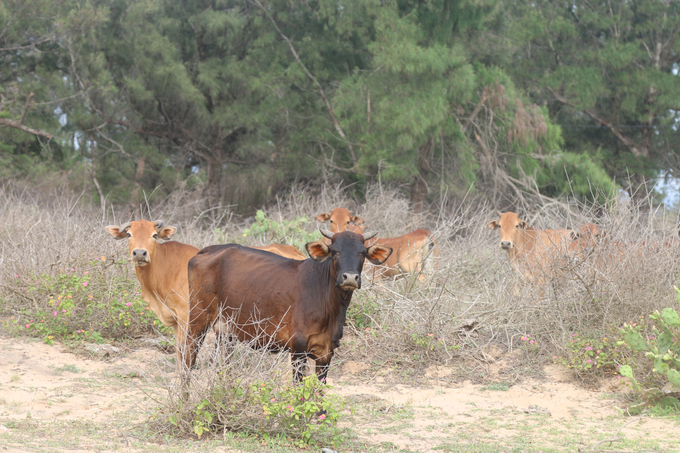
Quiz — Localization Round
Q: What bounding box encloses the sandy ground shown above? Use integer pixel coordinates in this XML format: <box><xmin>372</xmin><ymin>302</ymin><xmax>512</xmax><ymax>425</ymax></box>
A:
<box><xmin>0</xmin><ymin>336</ymin><xmax>678</xmax><ymax>452</ymax></box>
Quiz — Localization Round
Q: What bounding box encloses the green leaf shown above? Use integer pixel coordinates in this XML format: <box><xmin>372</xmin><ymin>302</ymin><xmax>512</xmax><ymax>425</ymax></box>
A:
<box><xmin>624</xmin><ymin>331</ymin><xmax>647</xmax><ymax>351</ymax></box>
<box><xmin>660</xmin><ymin>308</ymin><xmax>680</xmax><ymax>327</ymax></box>
<box><xmin>619</xmin><ymin>365</ymin><xmax>634</xmax><ymax>378</ymax></box>
<box><xmin>658</xmin><ymin>332</ymin><xmax>673</xmax><ymax>355</ymax></box>
<box><xmin>668</xmin><ymin>369</ymin><xmax>680</xmax><ymax>389</ymax></box>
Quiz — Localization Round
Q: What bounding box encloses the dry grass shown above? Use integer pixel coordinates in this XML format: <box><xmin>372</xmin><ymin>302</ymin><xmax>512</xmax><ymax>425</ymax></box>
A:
<box><xmin>0</xmin><ymin>181</ymin><xmax>678</xmax><ymax>376</ymax></box>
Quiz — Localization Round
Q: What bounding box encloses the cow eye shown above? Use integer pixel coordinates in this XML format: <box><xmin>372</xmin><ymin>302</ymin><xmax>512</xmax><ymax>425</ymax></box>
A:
<box><xmin>330</xmin><ymin>220</ymin><xmax>334</xmax><ymax>223</ymax></box>
<box><xmin>152</xmin><ymin>233</ymin><xmax>159</xmax><ymax>239</ymax></box>
<box><xmin>126</xmin><ymin>232</ymin><xmax>131</xmax><ymax>238</ymax></box>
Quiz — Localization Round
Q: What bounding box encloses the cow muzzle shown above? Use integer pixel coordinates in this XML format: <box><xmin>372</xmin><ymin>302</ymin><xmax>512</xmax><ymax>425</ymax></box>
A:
<box><xmin>500</xmin><ymin>241</ymin><xmax>513</xmax><ymax>250</ymax></box>
<box><xmin>338</xmin><ymin>272</ymin><xmax>361</xmax><ymax>290</ymax></box>
<box><xmin>131</xmin><ymin>248</ymin><xmax>150</xmax><ymax>266</ymax></box>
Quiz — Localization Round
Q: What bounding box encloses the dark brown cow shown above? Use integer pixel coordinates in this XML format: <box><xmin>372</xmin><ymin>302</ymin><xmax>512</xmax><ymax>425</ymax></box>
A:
<box><xmin>184</xmin><ymin>230</ymin><xmax>392</xmax><ymax>383</ymax></box>
<box><xmin>106</xmin><ymin>220</ymin><xmax>199</xmax><ymax>361</ymax></box>
<box><xmin>106</xmin><ymin>221</ymin><xmax>308</xmax><ymax>365</ymax></box>
<box><xmin>317</xmin><ymin>208</ymin><xmax>438</xmax><ymax>279</ymax></box>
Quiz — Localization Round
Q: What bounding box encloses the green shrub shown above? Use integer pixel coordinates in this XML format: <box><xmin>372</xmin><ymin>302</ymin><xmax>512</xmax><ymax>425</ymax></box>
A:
<box><xmin>165</xmin><ymin>373</ymin><xmax>345</xmax><ymax>447</ymax></box>
<box><xmin>618</xmin><ymin>288</ymin><xmax>680</xmax><ymax>411</ymax></box>
<box><xmin>554</xmin><ymin>327</ymin><xmax>625</xmax><ymax>378</ymax></box>
<box><xmin>1</xmin><ymin>256</ymin><xmax>168</xmax><ymax>343</ymax></box>
<box><xmin>241</xmin><ymin>210</ymin><xmax>318</xmax><ymax>251</ymax></box>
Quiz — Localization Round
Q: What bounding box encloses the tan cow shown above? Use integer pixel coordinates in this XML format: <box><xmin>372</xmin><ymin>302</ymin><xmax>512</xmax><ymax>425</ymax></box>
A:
<box><xmin>106</xmin><ymin>220</ymin><xmax>198</xmax><ymax>359</ymax></box>
<box><xmin>251</xmin><ymin>244</ymin><xmax>306</xmax><ymax>260</ymax></box>
<box><xmin>316</xmin><ymin>208</ymin><xmax>438</xmax><ymax>279</ymax></box>
<box><xmin>315</xmin><ymin>208</ymin><xmax>364</xmax><ymax>245</ymax></box>
<box><xmin>106</xmin><ymin>220</ymin><xmax>309</xmax><ymax>363</ymax></box>
<box><xmin>487</xmin><ymin>211</ymin><xmax>580</xmax><ymax>285</ymax></box>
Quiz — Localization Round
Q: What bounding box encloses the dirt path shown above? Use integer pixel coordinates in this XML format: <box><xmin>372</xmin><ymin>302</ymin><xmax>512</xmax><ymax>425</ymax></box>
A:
<box><xmin>0</xmin><ymin>337</ymin><xmax>677</xmax><ymax>452</ymax></box>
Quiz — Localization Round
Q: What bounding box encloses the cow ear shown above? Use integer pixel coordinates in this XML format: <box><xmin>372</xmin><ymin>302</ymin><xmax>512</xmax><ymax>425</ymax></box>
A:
<box><xmin>487</xmin><ymin>220</ymin><xmax>500</xmax><ymax>230</ymax></box>
<box><xmin>518</xmin><ymin>220</ymin><xmax>528</xmax><ymax>229</ymax></box>
<box><xmin>315</xmin><ymin>213</ymin><xmax>330</xmax><ymax>222</ymax></box>
<box><xmin>157</xmin><ymin>226</ymin><xmax>177</xmax><ymax>240</ymax></box>
<box><xmin>569</xmin><ymin>230</ymin><xmax>581</xmax><ymax>241</ymax></box>
<box><xmin>105</xmin><ymin>225</ymin><xmax>128</xmax><ymax>240</ymax></box>
<box><xmin>350</xmin><ymin>215</ymin><xmax>365</xmax><ymax>225</ymax></box>
<box><xmin>366</xmin><ymin>244</ymin><xmax>392</xmax><ymax>265</ymax></box>
<box><xmin>306</xmin><ymin>241</ymin><xmax>330</xmax><ymax>262</ymax></box>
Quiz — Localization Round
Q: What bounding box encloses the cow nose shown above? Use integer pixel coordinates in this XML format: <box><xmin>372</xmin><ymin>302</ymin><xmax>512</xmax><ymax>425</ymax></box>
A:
<box><xmin>341</xmin><ymin>272</ymin><xmax>361</xmax><ymax>288</ymax></box>
<box><xmin>132</xmin><ymin>249</ymin><xmax>148</xmax><ymax>260</ymax></box>
<box><xmin>500</xmin><ymin>241</ymin><xmax>512</xmax><ymax>249</ymax></box>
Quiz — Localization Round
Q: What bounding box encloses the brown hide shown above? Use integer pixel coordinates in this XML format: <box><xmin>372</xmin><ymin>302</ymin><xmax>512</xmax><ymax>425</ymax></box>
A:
<box><xmin>185</xmin><ymin>231</ymin><xmax>392</xmax><ymax>384</ymax></box>
<box><xmin>365</xmin><ymin>229</ymin><xmax>439</xmax><ymax>279</ymax></box>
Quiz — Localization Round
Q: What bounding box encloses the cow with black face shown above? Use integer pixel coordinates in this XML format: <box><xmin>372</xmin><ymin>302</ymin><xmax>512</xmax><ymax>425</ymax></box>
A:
<box><xmin>184</xmin><ymin>230</ymin><xmax>392</xmax><ymax>385</ymax></box>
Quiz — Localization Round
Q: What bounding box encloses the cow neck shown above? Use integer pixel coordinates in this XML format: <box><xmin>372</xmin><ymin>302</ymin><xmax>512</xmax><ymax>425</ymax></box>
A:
<box><xmin>310</xmin><ymin>256</ymin><xmax>353</xmax><ymax>317</ymax></box>
<box><xmin>511</xmin><ymin>228</ymin><xmax>536</xmax><ymax>260</ymax></box>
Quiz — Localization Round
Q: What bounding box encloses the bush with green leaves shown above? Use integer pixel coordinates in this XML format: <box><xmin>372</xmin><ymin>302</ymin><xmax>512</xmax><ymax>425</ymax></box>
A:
<box><xmin>1</xmin><ymin>256</ymin><xmax>167</xmax><ymax>344</ymax></box>
<box><xmin>241</xmin><ymin>210</ymin><xmax>318</xmax><ymax>252</ymax></box>
<box><xmin>158</xmin><ymin>334</ymin><xmax>345</xmax><ymax>447</ymax></box>
<box><xmin>554</xmin><ymin>328</ymin><xmax>625</xmax><ymax>378</ymax></box>
<box><xmin>618</xmin><ymin>289</ymin><xmax>680</xmax><ymax>410</ymax></box>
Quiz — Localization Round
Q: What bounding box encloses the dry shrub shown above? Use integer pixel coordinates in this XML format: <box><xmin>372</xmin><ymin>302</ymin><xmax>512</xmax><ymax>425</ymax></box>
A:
<box><xmin>0</xmin><ymin>185</ymin><xmax>168</xmax><ymax>341</ymax></box>
<box><xmin>2</xmin><ymin>180</ymin><xmax>679</xmax><ymax>380</ymax></box>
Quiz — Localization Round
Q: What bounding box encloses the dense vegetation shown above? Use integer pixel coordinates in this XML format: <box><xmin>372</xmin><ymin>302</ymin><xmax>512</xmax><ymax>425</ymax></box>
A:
<box><xmin>2</xmin><ymin>0</ymin><xmax>678</xmax><ymax>213</ymax></box>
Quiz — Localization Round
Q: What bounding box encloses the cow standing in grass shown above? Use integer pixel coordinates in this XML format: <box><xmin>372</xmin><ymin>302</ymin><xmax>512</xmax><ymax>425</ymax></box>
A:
<box><xmin>106</xmin><ymin>220</ymin><xmax>198</xmax><ymax>361</ymax></box>
<box><xmin>106</xmin><ymin>220</ymin><xmax>309</xmax><ymax>366</ymax></box>
<box><xmin>316</xmin><ymin>208</ymin><xmax>438</xmax><ymax>280</ymax></box>
<box><xmin>183</xmin><ymin>230</ymin><xmax>392</xmax><ymax>385</ymax></box>
<box><xmin>487</xmin><ymin>212</ymin><xmax>583</xmax><ymax>289</ymax></box>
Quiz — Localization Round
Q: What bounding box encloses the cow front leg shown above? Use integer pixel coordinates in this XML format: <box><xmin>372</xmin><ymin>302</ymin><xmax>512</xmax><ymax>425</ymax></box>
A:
<box><xmin>291</xmin><ymin>351</ymin><xmax>308</xmax><ymax>384</ymax></box>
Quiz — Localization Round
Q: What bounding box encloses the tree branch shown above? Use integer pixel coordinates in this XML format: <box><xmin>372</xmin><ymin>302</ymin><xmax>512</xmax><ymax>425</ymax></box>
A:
<box><xmin>548</xmin><ymin>87</ymin><xmax>645</xmax><ymax>157</ymax></box>
<box><xmin>0</xmin><ymin>118</ymin><xmax>52</xmax><ymax>139</ymax></box>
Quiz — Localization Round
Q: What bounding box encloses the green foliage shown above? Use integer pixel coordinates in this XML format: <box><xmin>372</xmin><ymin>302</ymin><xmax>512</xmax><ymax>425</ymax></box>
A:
<box><xmin>170</xmin><ymin>375</ymin><xmax>345</xmax><ymax>446</ymax></box>
<box><xmin>554</xmin><ymin>328</ymin><xmax>625</xmax><ymax>377</ymax></box>
<box><xmin>0</xmin><ymin>257</ymin><xmax>167</xmax><ymax>344</ymax></box>
<box><xmin>241</xmin><ymin>210</ymin><xmax>318</xmax><ymax>252</ymax></box>
<box><xmin>617</xmin><ymin>288</ymin><xmax>680</xmax><ymax>411</ymax></box>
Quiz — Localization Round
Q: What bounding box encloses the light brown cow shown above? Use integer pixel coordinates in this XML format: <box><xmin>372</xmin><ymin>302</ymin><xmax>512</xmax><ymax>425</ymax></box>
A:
<box><xmin>487</xmin><ymin>212</ymin><xmax>579</xmax><ymax>284</ymax></box>
<box><xmin>316</xmin><ymin>208</ymin><xmax>438</xmax><ymax>279</ymax></box>
<box><xmin>315</xmin><ymin>208</ymin><xmax>364</xmax><ymax>245</ymax></box>
<box><xmin>251</xmin><ymin>244</ymin><xmax>306</xmax><ymax>260</ymax></box>
<box><xmin>106</xmin><ymin>221</ymin><xmax>308</xmax><ymax>362</ymax></box>
<box><xmin>106</xmin><ymin>220</ymin><xmax>198</xmax><ymax>358</ymax></box>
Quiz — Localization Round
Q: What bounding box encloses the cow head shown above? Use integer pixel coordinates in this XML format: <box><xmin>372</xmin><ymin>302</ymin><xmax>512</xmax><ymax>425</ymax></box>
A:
<box><xmin>487</xmin><ymin>211</ymin><xmax>528</xmax><ymax>250</ymax></box>
<box><xmin>105</xmin><ymin>220</ymin><xmax>177</xmax><ymax>267</ymax></box>
<box><xmin>315</xmin><ymin>208</ymin><xmax>365</xmax><ymax>234</ymax></box>
<box><xmin>305</xmin><ymin>230</ymin><xmax>392</xmax><ymax>290</ymax></box>
<box><xmin>570</xmin><ymin>223</ymin><xmax>604</xmax><ymax>257</ymax></box>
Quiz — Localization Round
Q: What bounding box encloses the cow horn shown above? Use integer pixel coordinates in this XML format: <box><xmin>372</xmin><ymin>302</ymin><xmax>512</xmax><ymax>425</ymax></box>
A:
<box><xmin>154</xmin><ymin>220</ymin><xmax>163</xmax><ymax>231</ymax></box>
<box><xmin>119</xmin><ymin>222</ymin><xmax>131</xmax><ymax>233</ymax></box>
<box><xmin>320</xmin><ymin>229</ymin><xmax>334</xmax><ymax>239</ymax></box>
<box><xmin>362</xmin><ymin>231</ymin><xmax>378</xmax><ymax>240</ymax></box>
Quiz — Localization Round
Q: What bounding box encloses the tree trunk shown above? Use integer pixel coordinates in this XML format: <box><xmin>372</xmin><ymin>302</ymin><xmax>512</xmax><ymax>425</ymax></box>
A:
<box><xmin>411</xmin><ymin>137</ymin><xmax>434</xmax><ymax>213</ymax></box>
